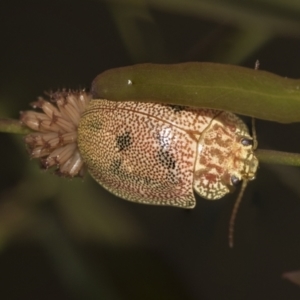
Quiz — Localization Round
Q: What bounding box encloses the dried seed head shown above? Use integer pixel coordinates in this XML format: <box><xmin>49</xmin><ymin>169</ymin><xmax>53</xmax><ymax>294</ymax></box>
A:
<box><xmin>20</xmin><ymin>89</ymin><xmax>91</xmax><ymax>177</ymax></box>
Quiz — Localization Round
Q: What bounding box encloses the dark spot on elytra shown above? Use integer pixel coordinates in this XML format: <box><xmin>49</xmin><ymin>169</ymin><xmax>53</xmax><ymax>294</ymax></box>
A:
<box><xmin>157</xmin><ymin>149</ymin><xmax>176</xmax><ymax>170</ymax></box>
<box><xmin>110</xmin><ymin>158</ymin><xmax>122</xmax><ymax>174</ymax></box>
<box><xmin>90</xmin><ymin>121</ymin><xmax>102</xmax><ymax>131</ymax></box>
<box><xmin>143</xmin><ymin>176</ymin><xmax>152</xmax><ymax>185</ymax></box>
<box><xmin>167</xmin><ymin>105</ymin><xmax>186</xmax><ymax>113</ymax></box>
<box><xmin>116</xmin><ymin>131</ymin><xmax>132</xmax><ymax>151</ymax></box>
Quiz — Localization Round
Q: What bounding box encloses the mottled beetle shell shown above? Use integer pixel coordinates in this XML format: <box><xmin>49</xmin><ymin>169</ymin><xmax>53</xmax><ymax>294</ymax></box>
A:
<box><xmin>78</xmin><ymin>100</ymin><xmax>258</xmax><ymax>208</ymax></box>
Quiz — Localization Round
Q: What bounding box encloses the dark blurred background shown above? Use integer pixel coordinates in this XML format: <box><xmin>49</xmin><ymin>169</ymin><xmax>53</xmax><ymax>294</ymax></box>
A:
<box><xmin>1</xmin><ymin>0</ymin><xmax>300</xmax><ymax>299</ymax></box>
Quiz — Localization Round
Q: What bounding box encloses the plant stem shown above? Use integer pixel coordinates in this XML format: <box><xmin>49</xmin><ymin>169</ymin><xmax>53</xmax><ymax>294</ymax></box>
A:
<box><xmin>1</xmin><ymin>118</ymin><xmax>300</xmax><ymax>168</ymax></box>
<box><xmin>0</xmin><ymin>118</ymin><xmax>31</xmax><ymax>135</ymax></box>
<box><xmin>255</xmin><ymin>149</ymin><xmax>300</xmax><ymax>167</ymax></box>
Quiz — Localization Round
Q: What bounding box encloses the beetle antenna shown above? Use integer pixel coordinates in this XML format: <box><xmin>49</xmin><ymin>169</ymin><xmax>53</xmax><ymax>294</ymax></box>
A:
<box><xmin>251</xmin><ymin>117</ymin><xmax>258</xmax><ymax>150</ymax></box>
<box><xmin>252</xmin><ymin>60</ymin><xmax>259</xmax><ymax>149</ymax></box>
<box><xmin>229</xmin><ymin>179</ymin><xmax>248</xmax><ymax>248</ymax></box>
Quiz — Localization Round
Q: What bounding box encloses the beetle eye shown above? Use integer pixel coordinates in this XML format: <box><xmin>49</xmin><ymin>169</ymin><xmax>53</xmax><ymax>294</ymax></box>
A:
<box><xmin>241</xmin><ymin>138</ymin><xmax>253</xmax><ymax>146</ymax></box>
<box><xmin>231</xmin><ymin>175</ymin><xmax>241</xmax><ymax>186</ymax></box>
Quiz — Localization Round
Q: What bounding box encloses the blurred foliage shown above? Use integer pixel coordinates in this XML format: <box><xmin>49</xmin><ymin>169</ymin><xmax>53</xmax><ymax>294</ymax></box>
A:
<box><xmin>1</xmin><ymin>0</ymin><xmax>300</xmax><ymax>299</ymax></box>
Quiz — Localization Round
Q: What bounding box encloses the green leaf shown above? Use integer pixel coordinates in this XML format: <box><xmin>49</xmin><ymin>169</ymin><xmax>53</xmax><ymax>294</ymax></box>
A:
<box><xmin>92</xmin><ymin>62</ymin><xmax>300</xmax><ymax>123</ymax></box>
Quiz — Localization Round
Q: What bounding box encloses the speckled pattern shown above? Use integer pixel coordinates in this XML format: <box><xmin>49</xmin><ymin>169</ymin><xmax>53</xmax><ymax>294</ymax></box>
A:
<box><xmin>193</xmin><ymin>112</ymin><xmax>257</xmax><ymax>199</ymax></box>
<box><xmin>78</xmin><ymin>100</ymin><xmax>258</xmax><ymax>208</ymax></box>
